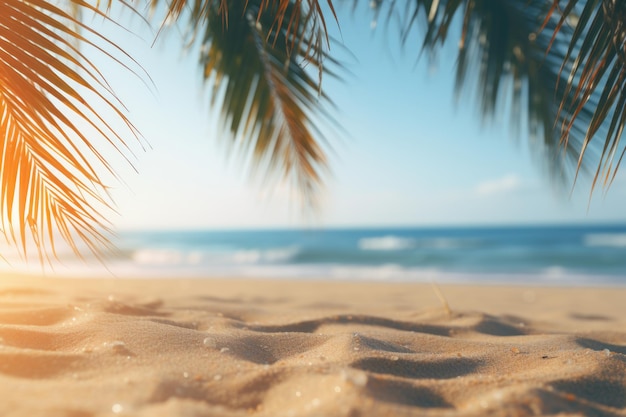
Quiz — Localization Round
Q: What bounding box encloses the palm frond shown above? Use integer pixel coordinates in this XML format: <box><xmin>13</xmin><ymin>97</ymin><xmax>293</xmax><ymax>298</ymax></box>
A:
<box><xmin>362</xmin><ymin>0</ymin><xmax>626</xmax><ymax>191</ymax></box>
<box><xmin>546</xmin><ymin>0</ymin><xmax>626</xmax><ymax>190</ymax></box>
<box><xmin>145</xmin><ymin>0</ymin><xmax>337</xmax><ymax>56</ymax></box>
<box><xmin>144</xmin><ymin>0</ymin><xmax>338</xmax><ymax>206</ymax></box>
<box><xmin>0</xmin><ymin>0</ymin><xmax>140</xmax><ymax>261</ymax></box>
<box><xmin>398</xmin><ymin>0</ymin><xmax>581</xmax><ymax>180</ymax></box>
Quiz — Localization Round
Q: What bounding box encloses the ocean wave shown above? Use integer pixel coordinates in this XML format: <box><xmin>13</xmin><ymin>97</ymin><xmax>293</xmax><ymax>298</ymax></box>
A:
<box><xmin>413</xmin><ymin>238</ymin><xmax>479</xmax><ymax>249</ymax></box>
<box><xmin>358</xmin><ymin>236</ymin><xmax>416</xmax><ymax>251</ymax></box>
<box><xmin>132</xmin><ymin>249</ymin><xmax>204</xmax><ymax>266</ymax></box>
<box><xmin>584</xmin><ymin>233</ymin><xmax>626</xmax><ymax>248</ymax></box>
<box><xmin>129</xmin><ymin>246</ymin><xmax>300</xmax><ymax>267</ymax></box>
<box><xmin>0</xmin><ymin>256</ymin><xmax>618</xmax><ymax>286</ymax></box>
<box><xmin>358</xmin><ymin>235</ymin><xmax>479</xmax><ymax>251</ymax></box>
<box><xmin>540</xmin><ymin>266</ymin><xmax>568</xmax><ymax>280</ymax></box>
<box><xmin>329</xmin><ymin>264</ymin><xmax>436</xmax><ymax>281</ymax></box>
<box><xmin>230</xmin><ymin>247</ymin><xmax>299</xmax><ymax>264</ymax></box>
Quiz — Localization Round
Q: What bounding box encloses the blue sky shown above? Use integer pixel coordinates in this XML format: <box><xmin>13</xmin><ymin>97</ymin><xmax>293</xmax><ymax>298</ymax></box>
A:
<box><xmin>88</xmin><ymin>4</ymin><xmax>626</xmax><ymax>230</ymax></box>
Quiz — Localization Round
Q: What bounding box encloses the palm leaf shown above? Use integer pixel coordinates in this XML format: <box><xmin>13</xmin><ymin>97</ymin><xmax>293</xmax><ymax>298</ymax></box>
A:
<box><xmin>362</xmin><ymin>0</ymin><xmax>626</xmax><ymax>191</ymax></box>
<box><xmin>399</xmin><ymin>0</ymin><xmax>582</xmax><ymax>180</ymax></box>
<box><xmin>546</xmin><ymin>0</ymin><xmax>626</xmax><ymax>191</ymax></box>
<box><xmin>0</xmin><ymin>0</ymin><xmax>140</xmax><ymax>262</ymax></box>
<box><xmin>144</xmin><ymin>0</ymin><xmax>338</xmax><ymax>206</ymax></box>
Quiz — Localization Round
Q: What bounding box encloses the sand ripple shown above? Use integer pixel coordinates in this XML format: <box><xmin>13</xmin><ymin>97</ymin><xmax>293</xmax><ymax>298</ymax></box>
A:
<box><xmin>0</xmin><ymin>278</ymin><xmax>625</xmax><ymax>416</ymax></box>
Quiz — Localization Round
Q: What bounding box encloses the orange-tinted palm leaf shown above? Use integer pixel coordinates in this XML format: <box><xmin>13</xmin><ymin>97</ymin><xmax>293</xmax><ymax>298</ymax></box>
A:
<box><xmin>0</xmin><ymin>0</ymin><xmax>139</xmax><ymax>261</ymax></box>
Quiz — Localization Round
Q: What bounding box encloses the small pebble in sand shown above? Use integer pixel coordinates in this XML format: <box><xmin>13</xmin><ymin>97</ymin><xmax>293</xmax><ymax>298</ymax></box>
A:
<box><xmin>220</xmin><ymin>347</ymin><xmax>230</xmax><ymax>353</ymax></box>
<box><xmin>105</xmin><ymin>341</ymin><xmax>126</xmax><ymax>353</ymax></box>
<box><xmin>213</xmin><ymin>374</ymin><xmax>222</xmax><ymax>381</ymax></box>
<box><xmin>112</xmin><ymin>403</ymin><xmax>123</xmax><ymax>414</ymax></box>
<box><xmin>603</xmin><ymin>348</ymin><xmax>611</xmax><ymax>357</ymax></box>
<box><xmin>203</xmin><ymin>337</ymin><xmax>217</xmax><ymax>348</ymax></box>
<box><xmin>342</xmin><ymin>370</ymin><xmax>368</xmax><ymax>387</ymax></box>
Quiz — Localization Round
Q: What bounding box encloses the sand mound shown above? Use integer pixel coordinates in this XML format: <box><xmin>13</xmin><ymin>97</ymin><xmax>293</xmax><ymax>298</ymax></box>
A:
<box><xmin>0</xmin><ymin>277</ymin><xmax>625</xmax><ymax>416</ymax></box>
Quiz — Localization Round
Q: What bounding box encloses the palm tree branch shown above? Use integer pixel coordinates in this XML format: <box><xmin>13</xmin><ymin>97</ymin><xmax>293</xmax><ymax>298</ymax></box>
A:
<box><xmin>546</xmin><ymin>0</ymin><xmax>626</xmax><ymax>191</ymax></box>
<box><xmin>0</xmin><ymin>0</ymin><xmax>140</xmax><ymax>259</ymax></box>
<box><xmin>147</xmin><ymin>0</ymin><xmax>336</xmax><ymax>205</ymax></box>
<box><xmin>7</xmin><ymin>0</ymin><xmax>144</xmax><ymax>157</ymax></box>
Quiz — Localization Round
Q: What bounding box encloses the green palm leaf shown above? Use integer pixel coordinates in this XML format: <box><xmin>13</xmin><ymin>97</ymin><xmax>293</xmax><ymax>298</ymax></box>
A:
<box><xmin>365</xmin><ymin>0</ymin><xmax>626</xmax><ymax>191</ymax></box>
<box><xmin>147</xmin><ymin>0</ymin><xmax>337</xmax><ymax>206</ymax></box>
<box><xmin>546</xmin><ymin>0</ymin><xmax>626</xmax><ymax>190</ymax></box>
<box><xmin>380</xmin><ymin>0</ymin><xmax>582</xmax><ymax>180</ymax></box>
<box><xmin>0</xmin><ymin>0</ymin><xmax>140</xmax><ymax>261</ymax></box>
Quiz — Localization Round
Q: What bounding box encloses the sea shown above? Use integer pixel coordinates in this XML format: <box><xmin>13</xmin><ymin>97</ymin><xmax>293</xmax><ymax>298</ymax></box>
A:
<box><xmin>6</xmin><ymin>223</ymin><xmax>625</xmax><ymax>286</ymax></box>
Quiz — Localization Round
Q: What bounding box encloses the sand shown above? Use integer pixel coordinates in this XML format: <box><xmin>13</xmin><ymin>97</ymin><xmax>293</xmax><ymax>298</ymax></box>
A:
<box><xmin>0</xmin><ymin>275</ymin><xmax>625</xmax><ymax>417</ymax></box>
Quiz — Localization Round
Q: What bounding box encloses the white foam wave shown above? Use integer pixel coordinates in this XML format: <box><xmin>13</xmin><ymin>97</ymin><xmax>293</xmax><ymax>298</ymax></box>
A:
<box><xmin>359</xmin><ymin>235</ymin><xmax>477</xmax><ymax>251</ymax></box>
<box><xmin>358</xmin><ymin>236</ymin><xmax>415</xmax><ymax>251</ymax></box>
<box><xmin>414</xmin><ymin>238</ymin><xmax>476</xmax><ymax>249</ymax></box>
<box><xmin>231</xmin><ymin>250</ymin><xmax>262</xmax><ymax>264</ymax></box>
<box><xmin>231</xmin><ymin>247</ymin><xmax>299</xmax><ymax>264</ymax></box>
<box><xmin>129</xmin><ymin>245</ymin><xmax>299</xmax><ymax>268</ymax></box>
<box><xmin>132</xmin><ymin>249</ymin><xmax>198</xmax><ymax>265</ymax></box>
<box><xmin>541</xmin><ymin>266</ymin><xmax>568</xmax><ymax>280</ymax></box>
<box><xmin>584</xmin><ymin>233</ymin><xmax>626</xmax><ymax>248</ymax></box>
<box><xmin>324</xmin><ymin>265</ymin><xmax>540</xmax><ymax>284</ymax></box>
<box><xmin>330</xmin><ymin>264</ymin><xmax>428</xmax><ymax>281</ymax></box>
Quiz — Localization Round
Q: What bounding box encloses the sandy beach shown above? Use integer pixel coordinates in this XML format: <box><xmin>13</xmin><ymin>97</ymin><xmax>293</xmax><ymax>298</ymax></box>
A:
<box><xmin>0</xmin><ymin>275</ymin><xmax>625</xmax><ymax>416</ymax></box>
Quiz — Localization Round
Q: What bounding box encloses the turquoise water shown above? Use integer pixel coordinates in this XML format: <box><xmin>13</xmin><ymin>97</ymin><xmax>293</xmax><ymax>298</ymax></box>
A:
<box><xmin>7</xmin><ymin>224</ymin><xmax>626</xmax><ymax>285</ymax></box>
<box><xmin>76</xmin><ymin>224</ymin><xmax>626</xmax><ymax>285</ymax></box>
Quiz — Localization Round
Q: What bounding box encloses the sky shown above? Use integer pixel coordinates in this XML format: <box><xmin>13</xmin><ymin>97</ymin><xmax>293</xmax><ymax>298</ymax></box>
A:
<box><xmin>83</xmin><ymin>4</ymin><xmax>626</xmax><ymax>231</ymax></box>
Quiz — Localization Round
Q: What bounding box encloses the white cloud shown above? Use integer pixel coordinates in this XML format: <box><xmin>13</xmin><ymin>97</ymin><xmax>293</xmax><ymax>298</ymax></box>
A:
<box><xmin>475</xmin><ymin>174</ymin><xmax>523</xmax><ymax>196</ymax></box>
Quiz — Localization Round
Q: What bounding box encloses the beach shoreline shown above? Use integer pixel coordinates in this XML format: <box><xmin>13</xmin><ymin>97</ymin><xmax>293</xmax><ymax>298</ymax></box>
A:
<box><xmin>1</xmin><ymin>275</ymin><xmax>625</xmax><ymax>416</ymax></box>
